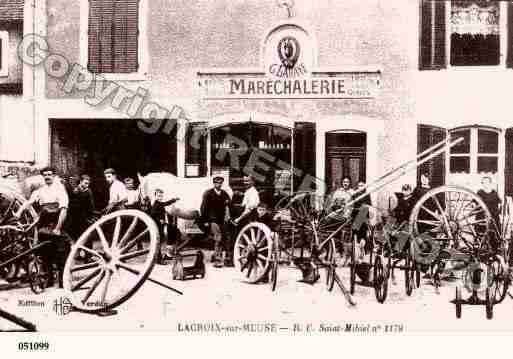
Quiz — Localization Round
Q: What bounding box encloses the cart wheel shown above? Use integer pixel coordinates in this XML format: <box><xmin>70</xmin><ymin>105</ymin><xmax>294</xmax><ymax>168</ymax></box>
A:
<box><xmin>0</xmin><ymin>189</ymin><xmax>38</xmax><ymax>226</ymax></box>
<box><xmin>27</xmin><ymin>257</ymin><xmax>48</xmax><ymax>294</ymax></box>
<box><xmin>63</xmin><ymin>210</ymin><xmax>160</xmax><ymax>313</ymax></box>
<box><xmin>485</xmin><ymin>288</ymin><xmax>493</xmax><ymax>320</ymax></box>
<box><xmin>269</xmin><ymin>250</ymin><xmax>278</xmax><ymax>292</ymax></box>
<box><xmin>349</xmin><ymin>233</ymin><xmax>356</xmax><ymax>294</ymax></box>
<box><xmin>0</xmin><ymin>225</ymin><xmax>29</xmax><ymax>282</ymax></box>
<box><xmin>488</xmin><ymin>255</ymin><xmax>508</xmax><ymax>304</ymax></box>
<box><xmin>374</xmin><ymin>255</ymin><xmax>388</xmax><ymax>303</ymax></box>
<box><xmin>415</xmin><ymin>264</ymin><xmax>421</xmax><ymax>288</ymax></box>
<box><xmin>455</xmin><ymin>286</ymin><xmax>462</xmax><ymax>319</ymax></box>
<box><xmin>404</xmin><ymin>248</ymin><xmax>414</xmax><ymax>296</ymax></box>
<box><xmin>409</xmin><ymin>185</ymin><xmax>492</xmax><ymax>254</ymax></box>
<box><xmin>320</xmin><ymin>237</ymin><xmax>336</xmax><ymax>291</ymax></box>
<box><xmin>234</xmin><ymin>222</ymin><xmax>273</xmax><ymax>283</ymax></box>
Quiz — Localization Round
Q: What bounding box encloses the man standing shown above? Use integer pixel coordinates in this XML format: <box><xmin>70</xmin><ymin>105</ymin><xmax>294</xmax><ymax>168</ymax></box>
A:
<box><xmin>124</xmin><ymin>177</ymin><xmax>141</xmax><ymax>209</ymax></box>
<box><xmin>199</xmin><ymin>176</ymin><xmax>231</xmax><ymax>267</ymax></box>
<box><xmin>104</xmin><ymin>168</ymin><xmax>128</xmax><ymax>213</ymax></box>
<box><xmin>69</xmin><ymin>174</ymin><xmax>95</xmax><ymax>239</ymax></box>
<box><xmin>14</xmin><ymin>167</ymin><xmax>69</xmax><ymax>287</ymax></box>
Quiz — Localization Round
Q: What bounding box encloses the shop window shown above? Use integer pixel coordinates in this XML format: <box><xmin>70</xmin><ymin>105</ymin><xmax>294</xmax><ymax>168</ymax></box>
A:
<box><xmin>210</xmin><ymin>122</ymin><xmax>293</xmax><ymax>206</ymax></box>
<box><xmin>185</xmin><ymin>122</ymin><xmax>207</xmax><ymax>177</ymax></box>
<box><xmin>419</xmin><ymin>1</ymin><xmax>513</xmax><ymax>69</ymax></box>
<box><xmin>83</xmin><ymin>0</ymin><xmax>147</xmax><ymax>79</ymax></box>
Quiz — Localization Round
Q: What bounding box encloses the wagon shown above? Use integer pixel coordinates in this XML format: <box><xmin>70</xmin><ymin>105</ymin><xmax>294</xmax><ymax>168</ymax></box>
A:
<box><xmin>232</xmin><ymin>136</ymin><xmax>511</xmax><ymax>310</ymax></box>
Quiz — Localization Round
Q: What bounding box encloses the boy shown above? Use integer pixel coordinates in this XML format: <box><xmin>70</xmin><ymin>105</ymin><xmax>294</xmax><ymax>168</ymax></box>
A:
<box><xmin>150</xmin><ymin>188</ymin><xmax>180</xmax><ymax>263</ymax></box>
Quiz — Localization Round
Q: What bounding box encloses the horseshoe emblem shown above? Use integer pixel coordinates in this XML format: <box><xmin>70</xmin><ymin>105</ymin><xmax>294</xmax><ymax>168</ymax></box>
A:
<box><xmin>278</xmin><ymin>36</ymin><xmax>300</xmax><ymax>69</ymax></box>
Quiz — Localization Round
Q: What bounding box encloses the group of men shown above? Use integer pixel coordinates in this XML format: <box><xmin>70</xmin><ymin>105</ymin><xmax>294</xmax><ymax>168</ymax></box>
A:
<box><xmin>12</xmin><ymin>166</ymin><xmax>176</xmax><ymax>287</ymax></box>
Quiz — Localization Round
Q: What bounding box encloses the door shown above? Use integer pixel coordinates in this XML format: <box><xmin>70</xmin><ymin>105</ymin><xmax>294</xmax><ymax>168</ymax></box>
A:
<box><xmin>325</xmin><ymin>132</ymin><xmax>366</xmax><ymax>192</ymax></box>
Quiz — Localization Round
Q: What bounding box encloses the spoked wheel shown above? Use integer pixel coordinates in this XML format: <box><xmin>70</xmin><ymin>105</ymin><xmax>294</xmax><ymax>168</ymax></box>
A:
<box><xmin>27</xmin><ymin>256</ymin><xmax>49</xmax><ymax>294</ymax></box>
<box><xmin>485</xmin><ymin>288</ymin><xmax>493</xmax><ymax>320</ymax></box>
<box><xmin>487</xmin><ymin>255</ymin><xmax>508</xmax><ymax>304</ymax></box>
<box><xmin>415</xmin><ymin>263</ymin><xmax>421</xmax><ymax>289</ymax></box>
<box><xmin>278</xmin><ymin>191</ymin><xmax>346</xmax><ymax>256</ymax></box>
<box><xmin>234</xmin><ymin>222</ymin><xmax>273</xmax><ymax>283</ymax></box>
<box><xmin>0</xmin><ymin>225</ymin><xmax>30</xmax><ymax>282</ymax></box>
<box><xmin>63</xmin><ymin>210</ymin><xmax>160</xmax><ymax>313</ymax></box>
<box><xmin>404</xmin><ymin>245</ymin><xmax>414</xmax><ymax>296</ymax></box>
<box><xmin>373</xmin><ymin>254</ymin><xmax>389</xmax><ymax>303</ymax></box>
<box><xmin>410</xmin><ymin>185</ymin><xmax>493</xmax><ymax>256</ymax></box>
<box><xmin>455</xmin><ymin>286</ymin><xmax>462</xmax><ymax>319</ymax></box>
<box><xmin>349</xmin><ymin>233</ymin><xmax>357</xmax><ymax>294</ymax></box>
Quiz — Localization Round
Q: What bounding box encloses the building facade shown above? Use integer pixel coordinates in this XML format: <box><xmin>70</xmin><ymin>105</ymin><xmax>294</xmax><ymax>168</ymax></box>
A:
<box><xmin>0</xmin><ymin>0</ymin><xmax>510</xmax><ymax>217</ymax></box>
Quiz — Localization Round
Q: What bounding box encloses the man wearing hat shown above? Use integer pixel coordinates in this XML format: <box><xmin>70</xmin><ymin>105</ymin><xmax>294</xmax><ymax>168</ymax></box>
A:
<box><xmin>199</xmin><ymin>176</ymin><xmax>231</xmax><ymax>267</ymax></box>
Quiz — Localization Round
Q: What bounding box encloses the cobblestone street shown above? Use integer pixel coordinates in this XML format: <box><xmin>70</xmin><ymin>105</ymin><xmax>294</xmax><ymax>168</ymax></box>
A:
<box><xmin>1</xmin><ymin>251</ymin><xmax>513</xmax><ymax>333</ymax></box>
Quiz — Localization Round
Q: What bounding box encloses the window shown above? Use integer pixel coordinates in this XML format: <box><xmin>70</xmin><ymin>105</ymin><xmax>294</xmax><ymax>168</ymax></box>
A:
<box><xmin>448</xmin><ymin>127</ymin><xmax>502</xmax><ymax>192</ymax></box>
<box><xmin>81</xmin><ymin>0</ymin><xmax>147</xmax><ymax>80</ymax></box>
<box><xmin>0</xmin><ymin>31</ymin><xmax>8</xmax><ymax>77</ymax></box>
<box><xmin>420</xmin><ymin>0</ymin><xmax>513</xmax><ymax>69</ymax></box>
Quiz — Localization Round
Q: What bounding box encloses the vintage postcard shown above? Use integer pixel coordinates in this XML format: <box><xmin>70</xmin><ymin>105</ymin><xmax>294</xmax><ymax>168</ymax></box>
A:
<box><xmin>1</xmin><ymin>0</ymin><xmax>513</xmax><ymax>352</ymax></box>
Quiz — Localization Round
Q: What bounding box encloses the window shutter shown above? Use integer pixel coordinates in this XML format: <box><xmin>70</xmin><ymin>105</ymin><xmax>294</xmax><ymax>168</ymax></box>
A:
<box><xmin>293</xmin><ymin>122</ymin><xmax>316</xmax><ymax>192</ymax></box>
<box><xmin>112</xmin><ymin>0</ymin><xmax>139</xmax><ymax>73</ymax></box>
<box><xmin>507</xmin><ymin>2</ymin><xmax>513</xmax><ymax>68</ymax></box>
<box><xmin>125</xmin><ymin>0</ymin><xmax>140</xmax><ymax>72</ymax></box>
<box><xmin>417</xmin><ymin>124</ymin><xmax>447</xmax><ymax>188</ymax></box>
<box><xmin>419</xmin><ymin>0</ymin><xmax>446</xmax><ymax>70</ymax></box>
<box><xmin>505</xmin><ymin>128</ymin><xmax>513</xmax><ymax>196</ymax></box>
<box><xmin>87</xmin><ymin>0</ymin><xmax>102</xmax><ymax>72</ymax></box>
<box><xmin>186</xmin><ymin>122</ymin><xmax>208</xmax><ymax>177</ymax></box>
<box><xmin>113</xmin><ymin>0</ymin><xmax>128</xmax><ymax>72</ymax></box>
<box><xmin>98</xmin><ymin>0</ymin><xmax>115</xmax><ymax>73</ymax></box>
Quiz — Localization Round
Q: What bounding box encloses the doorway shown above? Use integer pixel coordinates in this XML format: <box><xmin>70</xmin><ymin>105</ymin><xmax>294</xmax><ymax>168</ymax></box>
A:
<box><xmin>325</xmin><ymin>132</ymin><xmax>366</xmax><ymax>192</ymax></box>
<box><xmin>50</xmin><ymin>118</ymin><xmax>177</xmax><ymax>208</ymax></box>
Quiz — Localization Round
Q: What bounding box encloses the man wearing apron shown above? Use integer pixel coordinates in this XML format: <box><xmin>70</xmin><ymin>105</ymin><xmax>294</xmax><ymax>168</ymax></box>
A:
<box><xmin>15</xmin><ymin>167</ymin><xmax>70</xmax><ymax>288</ymax></box>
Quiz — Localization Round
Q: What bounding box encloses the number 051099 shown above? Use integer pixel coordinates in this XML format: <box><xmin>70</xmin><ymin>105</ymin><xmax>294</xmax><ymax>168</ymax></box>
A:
<box><xmin>18</xmin><ymin>342</ymin><xmax>49</xmax><ymax>351</ymax></box>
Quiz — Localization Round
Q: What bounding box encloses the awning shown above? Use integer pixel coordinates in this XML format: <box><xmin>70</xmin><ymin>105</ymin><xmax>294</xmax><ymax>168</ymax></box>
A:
<box><xmin>0</xmin><ymin>0</ymin><xmax>23</xmax><ymax>22</ymax></box>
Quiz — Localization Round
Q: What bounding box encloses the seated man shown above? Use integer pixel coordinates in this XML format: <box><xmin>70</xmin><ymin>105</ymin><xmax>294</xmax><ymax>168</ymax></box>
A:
<box><xmin>14</xmin><ymin>166</ymin><xmax>70</xmax><ymax>288</ymax></box>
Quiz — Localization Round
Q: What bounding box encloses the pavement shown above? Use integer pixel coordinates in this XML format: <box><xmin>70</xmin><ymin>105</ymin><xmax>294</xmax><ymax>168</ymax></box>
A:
<box><xmin>1</xmin><ymin>251</ymin><xmax>513</xmax><ymax>333</ymax></box>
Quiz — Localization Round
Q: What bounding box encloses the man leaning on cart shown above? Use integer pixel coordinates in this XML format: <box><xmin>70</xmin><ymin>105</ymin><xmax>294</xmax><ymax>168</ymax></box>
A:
<box><xmin>14</xmin><ymin>166</ymin><xmax>70</xmax><ymax>288</ymax></box>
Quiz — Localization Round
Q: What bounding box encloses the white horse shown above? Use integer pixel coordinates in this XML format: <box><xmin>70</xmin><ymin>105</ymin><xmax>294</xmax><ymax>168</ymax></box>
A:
<box><xmin>138</xmin><ymin>172</ymin><xmax>233</xmax><ymax>221</ymax></box>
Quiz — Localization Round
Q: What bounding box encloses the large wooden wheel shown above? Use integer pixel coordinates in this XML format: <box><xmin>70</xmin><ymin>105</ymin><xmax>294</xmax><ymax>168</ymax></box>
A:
<box><xmin>410</xmin><ymin>186</ymin><xmax>493</xmax><ymax>256</ymax></box>
<box><xmin>278</xmin><ymin>192</ymin><xmax>346</xmax><ymax>244</ymax></box>
<box><xmin>234</xmin><ymin>222</ymin><xmax>273</xmax><ymax>283</ymax></box>
<box><xmin>63</xmin><ymin>210</ymin><xmax>160</xmax><ymax>313</ymax></box>
<box><xmin>277</xmin><ymin>191</ymin><xmax>339</xmax><ymax>264</ymax></box>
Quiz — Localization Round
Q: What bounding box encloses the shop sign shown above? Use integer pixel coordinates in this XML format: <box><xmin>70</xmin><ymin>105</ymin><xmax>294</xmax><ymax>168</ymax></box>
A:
<box><xmin>197</xmin><ymin>73</ymin><xmax>380</xmax><ymax>99</ymax></box>
<box><xmin>197</xmin><ymin>23</ymin><xmax>381</xmax><ymax>99</ymax></box>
